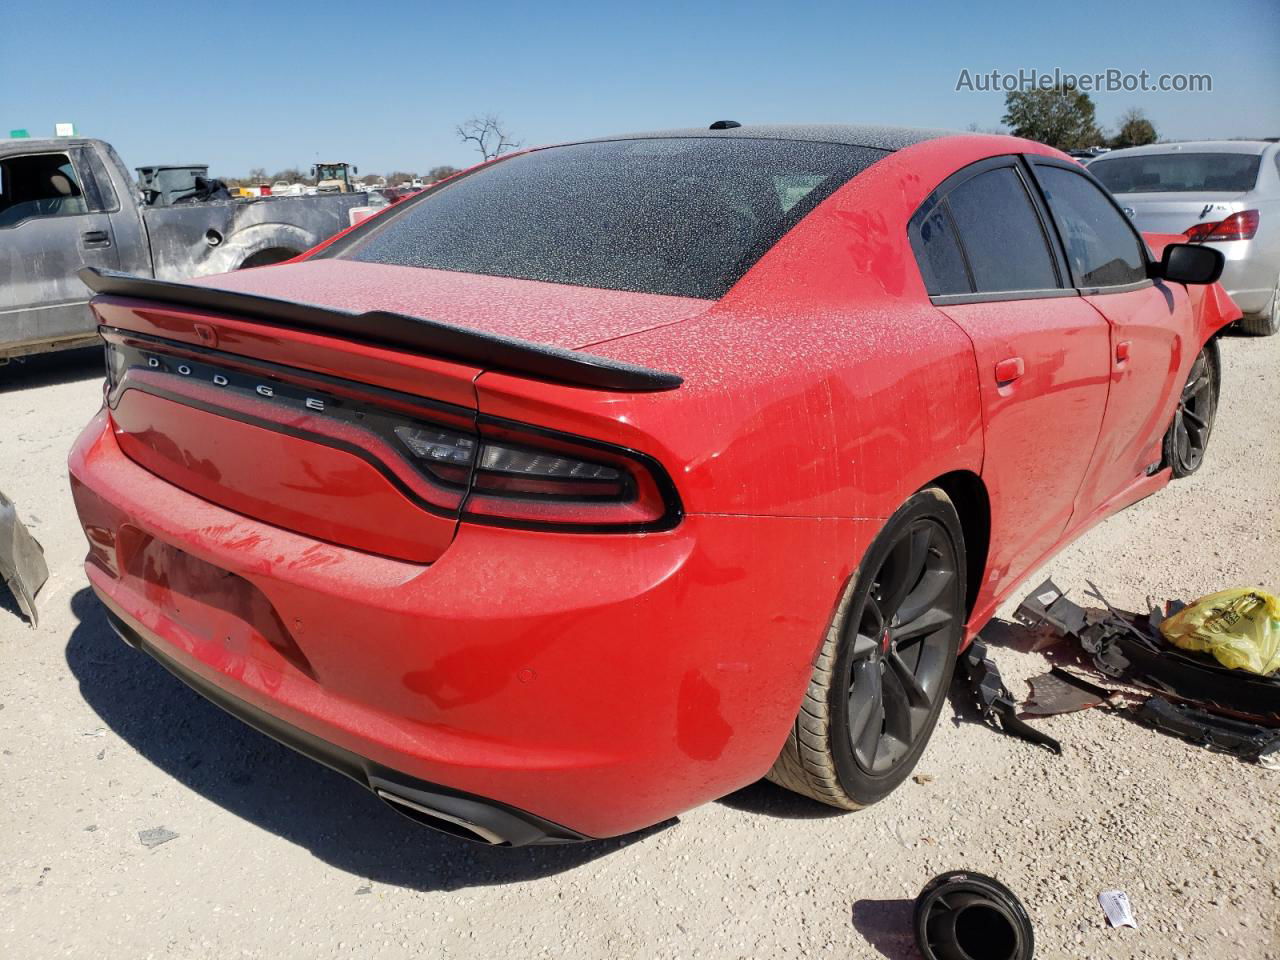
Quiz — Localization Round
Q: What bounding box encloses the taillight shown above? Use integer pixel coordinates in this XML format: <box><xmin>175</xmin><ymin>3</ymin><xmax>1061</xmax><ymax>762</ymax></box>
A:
<box><xmin>392</xmin><ymin>425</ymin><xmax>475</xmax><ymax>487</ymax></box>
<box><xmin>1184</xmin><ymin>209</ymin><xmax>1260</xmax><ymax>242</ymax></box>
<box><xmin>105</xmin><ymin>333</ymin><xmax>680</xmax><ymax>534</ymax></box>
<box><xmin>395</xmin><ymin>416</ymin><xmax>678</xmax><ymax>532</ymax></box>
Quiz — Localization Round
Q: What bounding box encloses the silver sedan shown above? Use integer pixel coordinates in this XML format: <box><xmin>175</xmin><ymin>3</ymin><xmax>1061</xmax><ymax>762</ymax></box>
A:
<box><xmin>1090</xmin><ymin>140</ymin><xmax>1280</xmax><ymax>336</ymax></box>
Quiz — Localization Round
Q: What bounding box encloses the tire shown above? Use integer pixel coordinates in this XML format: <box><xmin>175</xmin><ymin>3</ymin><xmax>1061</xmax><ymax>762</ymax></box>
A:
<box><xmin>1162</xmin><ymin>339</ymin><xmax>1220</xmax><ymax>478</ymax></box>
<box><xmin>766</xmin><ymin>487</ymin><xmax>966</xmax><ymax>809</ymax></box>
<box><xmin>1238</xmin><ymin>275</ymin><xmax>1279</xmax><ymax>336</ymax></box>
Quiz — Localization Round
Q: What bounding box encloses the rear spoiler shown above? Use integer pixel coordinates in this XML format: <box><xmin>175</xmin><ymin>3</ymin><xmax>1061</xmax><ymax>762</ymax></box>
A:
<box><xmin>79</xmin><ymin>268</ymin><xmax>683</xmax><ymax>393</ymax></box>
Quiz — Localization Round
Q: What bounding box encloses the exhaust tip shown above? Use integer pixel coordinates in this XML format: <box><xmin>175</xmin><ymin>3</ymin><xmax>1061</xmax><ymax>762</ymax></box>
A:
<box><xmin>376</xmin><ymin>789</ymin><xmax>507</xmax><ymax>845</ymax></box>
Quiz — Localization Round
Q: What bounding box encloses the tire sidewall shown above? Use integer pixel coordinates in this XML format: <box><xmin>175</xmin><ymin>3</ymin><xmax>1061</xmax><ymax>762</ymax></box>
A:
<box><xmin>827</xmin><ymin>488</ymin><xmax>967</xmax><ymax>805</ymax></box>
<box><xmin>1164</xmin><ymin>338</ymin><xmax>1220</xmax><ymax>477</ymax></box>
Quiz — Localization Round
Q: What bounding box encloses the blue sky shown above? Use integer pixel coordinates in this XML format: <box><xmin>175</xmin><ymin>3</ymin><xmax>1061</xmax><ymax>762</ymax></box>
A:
<box><xmin>5</xmin><ymin>0</ymin><xmax>1277</xmax><ymax>177</ymax></box>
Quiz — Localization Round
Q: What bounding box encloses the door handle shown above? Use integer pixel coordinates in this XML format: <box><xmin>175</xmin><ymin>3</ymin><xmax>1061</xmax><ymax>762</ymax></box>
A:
<box><xmin>994</xmin><ymin>356</ymin><xmax>1025</xmax><ymax>384</ymax></box>
<box><xmin>81</xmin><ymin>229</ymin><xmax>111</xmax><ymax>248</ymax></box>
<box><xmin>1116</xmin><ymin>340</ymin><xmax>1132</xmax><ymax>364</ymax></box>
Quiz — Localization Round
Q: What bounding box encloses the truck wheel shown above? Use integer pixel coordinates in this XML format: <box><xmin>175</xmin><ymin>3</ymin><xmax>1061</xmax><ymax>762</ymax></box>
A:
<box><xmin>1162</xmin><ymin>339</ymin><xmax>1219</xmax><ymax>478</ymax></box>
<box><xmin>766</xmin><ymin>487</ymin><xmax>966</xmax><ymax>809</ymax></box>
<box><xmin>1238</xmin><ymin>275</ymin><xmax>1280</xmax><ymax>336</ymax></box>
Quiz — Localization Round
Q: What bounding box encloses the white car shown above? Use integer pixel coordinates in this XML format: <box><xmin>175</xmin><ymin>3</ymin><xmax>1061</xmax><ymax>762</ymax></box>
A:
<box><xmin>1090</xmin><ymin>140</ymin><xmax>1280</xmax><ymax>335</ymax></box>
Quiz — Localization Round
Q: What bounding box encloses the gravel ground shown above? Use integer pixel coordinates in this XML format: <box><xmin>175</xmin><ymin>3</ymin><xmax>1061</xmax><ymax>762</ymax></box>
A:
<box><xmin>2</xmin><ymin>333</ymin><xmax>1278</xmax><ymax>960</ymax></box>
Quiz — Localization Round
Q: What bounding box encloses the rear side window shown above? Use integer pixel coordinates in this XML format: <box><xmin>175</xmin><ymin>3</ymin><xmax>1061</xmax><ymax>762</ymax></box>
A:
<box><xmin>336</xmin><ymin>138</ymin><xmax>885</xmax><ymax>300</ymax></box>
<box><xmin>910</xmin><ymin>205</ymin><xmax>970</xmax><ymax>296</ymax></box>
<box><xmin>1090</xmin><ymin>152</ymin><xmax>1262</xmax><ymax>194</ymax></box>
<box><xmin>944</xmin><ymin>167</ymin><xmax>1060</xmax><ymax>294</ymax></box>
<box><xmin>1035</xmin><ymin>166</ymin><xmax>1147</xmax><ymax>288</ymax></box>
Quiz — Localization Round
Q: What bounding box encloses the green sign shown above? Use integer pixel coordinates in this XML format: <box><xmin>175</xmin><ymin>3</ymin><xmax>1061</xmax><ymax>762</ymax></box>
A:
<box><xmin>8</xmin><ymin>129</ymin><xmax>30</xmax><ymax>138</ymax></box>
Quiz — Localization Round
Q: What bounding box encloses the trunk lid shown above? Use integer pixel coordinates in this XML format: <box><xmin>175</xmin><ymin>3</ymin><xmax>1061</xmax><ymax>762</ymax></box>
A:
<box><xmin>186</xmin><ymin>259</ymin><xmax>711</xmax><ymax>348</ymax></box>
<box><xmin>88</xmin><ymin>261</ymin><xmax>697</xmax><ymax>564</ymax></box>
<box><xmin>1112</xmin><ymin>192</ymin><xmax>1247</xmax><ymax>236</ymax></box>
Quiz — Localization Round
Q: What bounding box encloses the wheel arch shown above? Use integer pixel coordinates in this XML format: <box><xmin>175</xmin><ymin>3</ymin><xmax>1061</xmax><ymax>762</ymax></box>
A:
<box><xmin>1204</xmin><ymin>332</ymin><xmax>1222</xmax><ymax>402</ymax></box>
<box><xmin>929</xmin><ymin>469</ymin><xmax>990</xmax><ymax>620</ymax></box>
<box><xmin>238</xmin><ymin>246</ymin><xmax>303</xmax><ymax>269</ymax></box>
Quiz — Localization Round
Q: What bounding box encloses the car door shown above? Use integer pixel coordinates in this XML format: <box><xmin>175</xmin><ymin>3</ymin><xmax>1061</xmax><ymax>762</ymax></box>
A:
<box><xmin>908</xmin><ymin>157</ymin><xmax>1112</xmax><ymax>603</ymax></box>
<box><xmin>0</xmin><ymin>145</ymin><xmax>121</xmax><ymax>356</ymax></box>
<box><xmin>85</xmin><ymin>141</ymin><xmax>151</xmax><ymax>278</ymax></box>
<box><xmin>1026</xmin><ymin>157</ymin><xmax>1197</xmax><ymax>520</ymax></box>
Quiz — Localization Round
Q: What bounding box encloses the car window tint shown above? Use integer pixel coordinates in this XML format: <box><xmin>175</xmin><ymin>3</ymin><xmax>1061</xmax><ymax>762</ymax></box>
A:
<box><xmin>0</xmin><ymin>152</ymin><xmax>89</xmax><ymax>227</ymax></box>
<box><xmin>944</xmin><ymin>166</ymin><xmax>1059</xmax><ymax>293</ymax></box>
<box><xmin>910</xmin><ymin>205</ymin><xmax>970</xmax><ymax>295</ymax></box>
<box><xmin>1036</xmin><ymin>166</ymin><xmax>1147</xmax><ymax>287</ymax></box>
<box><xmin>339</xmin><ymin>138</ymin><xmax>885</xmax><ymax>300</ymax></box>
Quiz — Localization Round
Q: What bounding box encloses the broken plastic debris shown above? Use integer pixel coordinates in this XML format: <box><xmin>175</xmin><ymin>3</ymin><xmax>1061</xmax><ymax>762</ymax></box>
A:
<box><xmin>962</xmin><ymin>640</ymin><xmax>1062</xmax><ymax>754</ymax></box>
<box><xmin>1099</xmin><ymin>890</ymin><xmax>1137</xmax><ymax>928</ymax></box>
<box><xmin>1134</xmin><ymin>697</ymin><xmax>1280</xmax><ymax>764</ymax></box>
<box><xmin>915</xmin><ymin>871</ymin><xmax>1035</xmax><ymax>960</ymax></box>
<box><xmin>0</xmin><ymin>489</ymin><xmax>49</xmax><ymax>628</ymax></box>
<box><xmin>138</xmin><ymin>827</ymin><xmax>179</xmax><ymax>848</ymax></box>
<box><xmin>1022</xmin><ymin>668</ymin><xmax>1115</xmax><ymax>717</ymax></box>
<box><xmin>1015</xmin><ymin>580</ymin><xmax>1280</xmax><ymax>726</ymax></box>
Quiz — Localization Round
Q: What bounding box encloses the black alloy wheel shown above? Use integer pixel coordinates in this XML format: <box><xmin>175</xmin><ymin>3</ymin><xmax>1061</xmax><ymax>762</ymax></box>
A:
<box><xmin>767</xmin><ymin>488</ymin><xmax>966</xmax><ymax>808</ymax></box>
<box><xmin>846</xmin><ymin>517</ymin><xmax>960</xmax><ymax>774</ymax></box>
<box><xmin>1164</xmin><ymin>340</ymin><xmax>1219</xmax><ymax>478</ymax></box>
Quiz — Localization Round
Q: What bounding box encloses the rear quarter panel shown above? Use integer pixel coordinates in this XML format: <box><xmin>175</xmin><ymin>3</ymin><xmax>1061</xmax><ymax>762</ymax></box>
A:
<box><xmin>498</xmin><ymin>137</ymin><xmax>1069</xmax><ymax>523</ymax></box>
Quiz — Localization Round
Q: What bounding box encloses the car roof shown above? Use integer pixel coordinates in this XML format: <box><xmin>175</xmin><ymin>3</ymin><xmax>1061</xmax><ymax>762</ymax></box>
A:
<box><xmin>579</xmin><ymin>123</ymin><xmax>956</xmax><ymax>152</ymax></box>
<box><xmin>0</xmin><ymin>137</ymin><xmax>109</xmax><ymax>151</ymax></box>
<box><xmin>1097</xmin><ymin>140</ymin><xmax>1276</xmax><ymax>158</ymax></box>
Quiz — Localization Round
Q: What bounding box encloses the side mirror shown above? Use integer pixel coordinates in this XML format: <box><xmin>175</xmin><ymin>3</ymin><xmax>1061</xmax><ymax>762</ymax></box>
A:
<box><xmin>1152</xmin><ymin>243</ymin><xmax>1224</xmax><ymax>285</ymax></box>
<box><xmin>310</xmin><ymin>165</ymin><xmax>317</xmax><ymax>177</ymax></box>
<box><xmin>352</xmin><ymin>165</ymin><xmax>358</xmax><ymax>175</ymax></box>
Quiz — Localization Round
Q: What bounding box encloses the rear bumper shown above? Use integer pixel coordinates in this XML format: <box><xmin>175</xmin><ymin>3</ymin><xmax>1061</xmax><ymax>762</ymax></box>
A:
<box><xmin>69</xmin><ymin>410</ymin><xmax>872</xmax><ymax>838</ymax></box>
<box><xmin>101</xmin><ymin>603</ymin><xmax>587</xmax><ymax>845</ymax></box>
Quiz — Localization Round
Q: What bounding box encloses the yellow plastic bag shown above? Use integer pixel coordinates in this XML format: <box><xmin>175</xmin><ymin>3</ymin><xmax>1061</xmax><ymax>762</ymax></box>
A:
<box><xmin>1159</xmin><ymin>589</ymin><xmax>1280</xmax><ymax>677</ymax></box>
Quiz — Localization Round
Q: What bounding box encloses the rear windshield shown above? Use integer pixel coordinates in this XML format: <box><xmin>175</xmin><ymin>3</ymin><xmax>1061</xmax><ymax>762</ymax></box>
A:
<box><xmin>1090</xmin><ymin>152</ymin><xmax>1262</xmax><ymax>194</ymax></box>
<box><xmin>334</xmin><ymin>138</ymin><xmax>885</xmax><ymax>299</ymax></box>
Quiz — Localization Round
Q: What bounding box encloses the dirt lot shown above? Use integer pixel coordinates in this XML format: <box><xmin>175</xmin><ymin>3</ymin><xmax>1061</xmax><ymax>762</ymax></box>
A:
<box><xmin>3</xmin><ymin>334</ymin><xmax>1278</xmax><ymax>960</ymax></box>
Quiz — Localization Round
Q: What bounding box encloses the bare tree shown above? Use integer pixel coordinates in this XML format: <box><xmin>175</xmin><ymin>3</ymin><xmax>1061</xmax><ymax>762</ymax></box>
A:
<box><xmin>456</xmin><ymin>114</ymin><xmax>520</xmax><ymax>162</ymax></box>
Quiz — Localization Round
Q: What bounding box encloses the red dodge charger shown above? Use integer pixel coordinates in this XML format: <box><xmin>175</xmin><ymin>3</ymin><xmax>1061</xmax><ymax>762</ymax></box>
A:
<box><xmin>69</xmin><ymin>124</ymin><xmax>1239</xmax><ymax>844</ymax></box>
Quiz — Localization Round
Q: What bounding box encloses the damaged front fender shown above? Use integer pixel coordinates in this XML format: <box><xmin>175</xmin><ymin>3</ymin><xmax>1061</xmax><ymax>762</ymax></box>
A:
<box><xmin>0</xmin><ymin>490</ymin><xmax>48</xmax><ymax>626</ymax></box>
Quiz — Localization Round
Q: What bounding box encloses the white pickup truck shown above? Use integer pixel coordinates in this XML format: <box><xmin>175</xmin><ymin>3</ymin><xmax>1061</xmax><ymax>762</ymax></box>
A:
<box><xmin>0</xmin><ymin>137</ymin><xmax>368</xmax><ymax>360</ymax></box>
